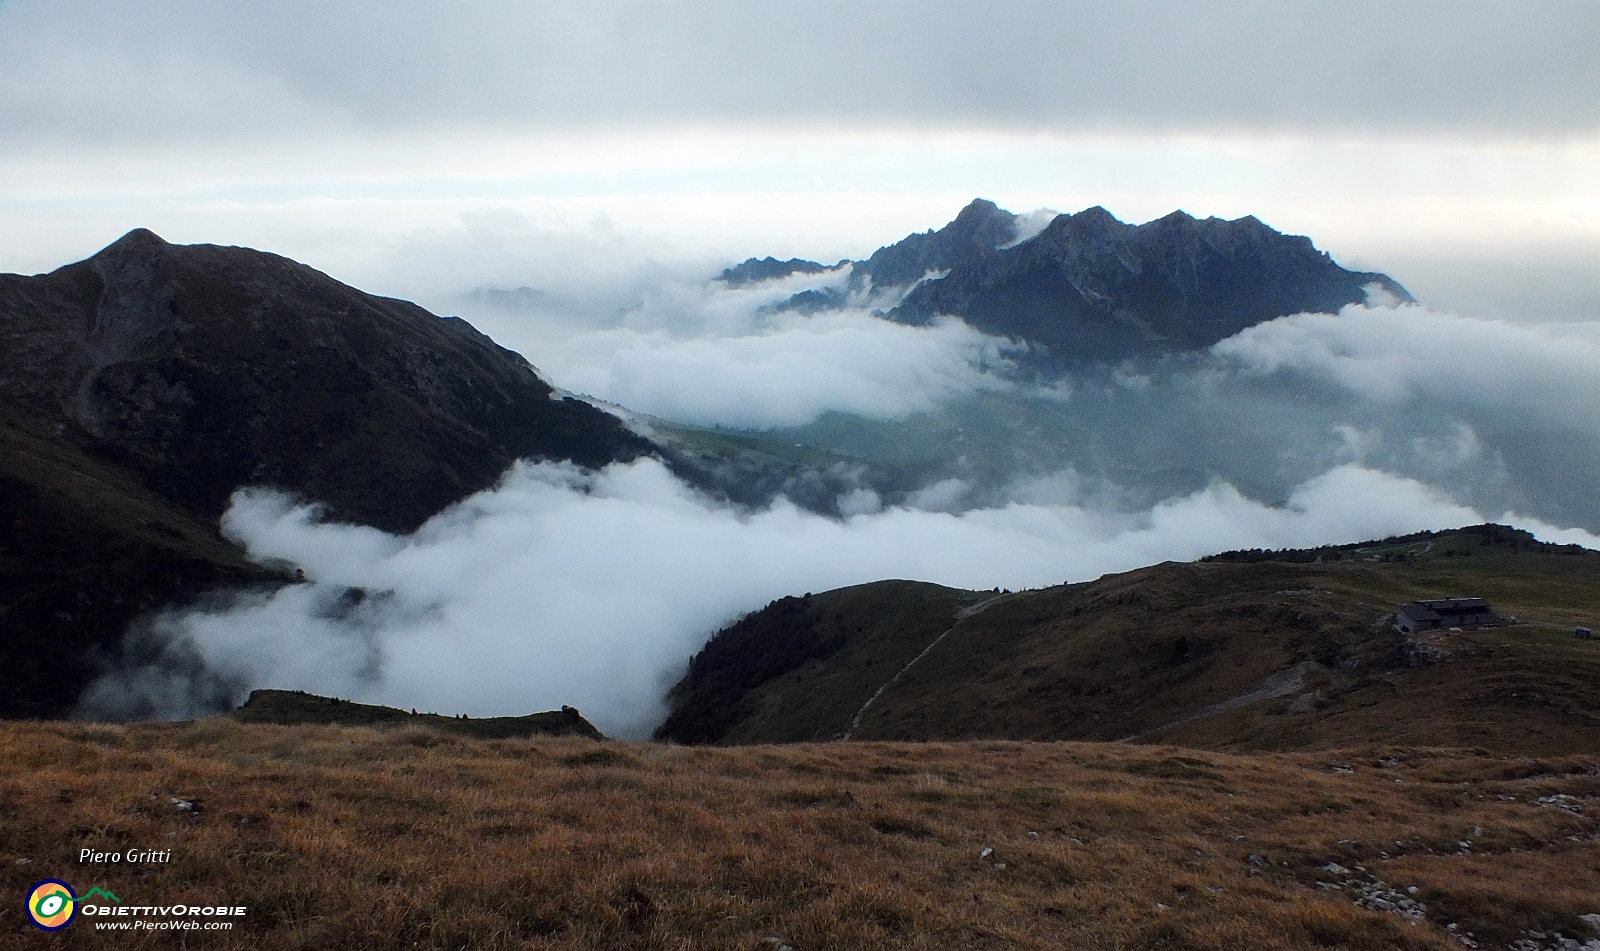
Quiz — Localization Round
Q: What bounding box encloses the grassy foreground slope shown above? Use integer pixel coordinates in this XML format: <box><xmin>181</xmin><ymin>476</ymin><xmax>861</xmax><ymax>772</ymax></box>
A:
<box><xmin>659</xmin><ymin>526</ymin><xmax>1600</xmax><ymax>752</ymax></box>
<box><xmin>1</xmin><ymin>721</ymin><xmax>1597</xmax><ymax>949</ymax></box>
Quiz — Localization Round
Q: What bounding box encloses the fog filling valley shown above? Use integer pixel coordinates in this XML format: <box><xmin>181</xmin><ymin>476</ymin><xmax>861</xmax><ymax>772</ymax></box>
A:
<box><xmin>80</xmin><ymin>224</ymin><xmax>1600</xmax><ymax>738</ymax></box>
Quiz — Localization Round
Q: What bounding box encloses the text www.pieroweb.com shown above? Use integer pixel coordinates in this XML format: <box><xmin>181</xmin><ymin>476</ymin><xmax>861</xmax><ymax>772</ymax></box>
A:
<box><xmin>95</xmin><ymin>919</ymin><xmax>235</xmax><ymax>931</ymax></box>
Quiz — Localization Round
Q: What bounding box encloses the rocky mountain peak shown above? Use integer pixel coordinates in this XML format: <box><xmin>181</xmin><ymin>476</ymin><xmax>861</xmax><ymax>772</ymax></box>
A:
<box><xmin>1</xmin><ymin>232</ymin><xmax>655</xmax><ymax>533</ymax></box>
<box><xmin>85</xmin><ymin>229</ymin><xmax>178</xmax><ymax>290</ymax></box>
<box><xmin>849</xmin><ymin>197</ymin><xmax>1016</xmax><ymax>291</ymax></box>
<box><xmin>102</xmin><ymin>227</ymin><xmax>171</xmax><ymax>253</ymax></box>
<box><xmin>1059</xmin><ymin>205</ymin><xmax>1122</xmax><ymax>230</ymax></box>
<box><xmin>949</xmin><ymin>197</ymin><xmax>1015</xmax><ymax>236</ymax></box>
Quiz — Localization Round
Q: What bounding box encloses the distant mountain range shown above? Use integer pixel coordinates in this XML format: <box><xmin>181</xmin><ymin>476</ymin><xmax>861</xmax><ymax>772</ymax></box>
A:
<box><xmin>657</xmin><ymin>526</ymin><xmax>1600</xmax><ymax>753</ymax></box>
<box><xmin>723</xmin><ymin>199</ymin><xmax>1412</xmax><ymax>364</ymax></box>
<box><xmin>0</xmin><ymin>230</ymin><xmax>654</xmax><ymax>716</ymax></box>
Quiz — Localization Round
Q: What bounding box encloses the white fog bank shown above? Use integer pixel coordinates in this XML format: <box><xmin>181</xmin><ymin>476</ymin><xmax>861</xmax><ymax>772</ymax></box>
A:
<box><xmin>78</xmin><ymin>458</ymin><xmax>1597</xmax><ymax>738</ymax></box>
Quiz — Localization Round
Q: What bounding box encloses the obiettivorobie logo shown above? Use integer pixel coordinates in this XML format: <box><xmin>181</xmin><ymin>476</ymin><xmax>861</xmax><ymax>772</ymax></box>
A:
<box><xmin>26</xmin><ymin>880</ymin><xmax>118</xmax><ymax>931</ymax></box>
<box><xmin>26</xmin><ymin>880</ymin><xmax>246</xmax><ymax>932</ymax></box>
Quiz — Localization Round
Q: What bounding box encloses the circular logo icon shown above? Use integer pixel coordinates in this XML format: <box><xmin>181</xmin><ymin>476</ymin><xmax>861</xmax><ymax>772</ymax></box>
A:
<box><xmin>27</xmin><ymin>880</ymin><xmax>77</xmax><ymax>931</ymax></box>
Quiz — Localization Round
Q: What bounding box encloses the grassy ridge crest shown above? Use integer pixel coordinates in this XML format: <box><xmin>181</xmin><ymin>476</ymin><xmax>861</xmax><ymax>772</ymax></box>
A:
<box><xmin>659</xmin><ymin>525</ymin><xmax>1600</xmax><ymax>752</ymax></box>
<box><xmin>230</xmin><ymin>689</ymin><xmax>605</xmax><ymax>740</ymax></box>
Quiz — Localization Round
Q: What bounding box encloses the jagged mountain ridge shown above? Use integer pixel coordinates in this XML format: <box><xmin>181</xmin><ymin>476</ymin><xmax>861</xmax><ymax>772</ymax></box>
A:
<box><xmin>719</xmin><ymin>256</ymin><xmax>839</xmax><ymax>287</ymax></box>
<box><xmin>722</xmin><ymin>199</ymin><xmax>1411</xmax><ymax>363</ymax></box>
<box><xmin>0</xmin><ymin>230</ymin><xmax>657</xmax><ymax>717</ymax></box>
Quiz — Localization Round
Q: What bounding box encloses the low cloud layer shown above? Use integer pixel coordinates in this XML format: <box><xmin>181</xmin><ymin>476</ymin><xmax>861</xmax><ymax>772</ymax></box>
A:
<box><xmin>452</xmin><ymin>253</ymin><xmax>1600</xmax><ymax>533</ymax></box>
<box><xmin>78</xmin><ymin>457</ymin><xmax>1595</xmax><ymax>738</ymax></box>
<box><xmin>1197</xmin><ymin>302</ymin><xmax>1600</xmax><ymax>528</ymax></box>
<box><xmin>528</xmin><ymin>269</ymin><xmax>1025</xmax><ymax>428</ymax></box>
<box><xmin>1214</xmin><ymin>303</ymin><xmax>1600</xmax><ymax>432</ymax></box>
<box><xmin>551</xmin><ymin>313</ymin><xmax>1019</xmax><ymax>429</ymax></box>
<box><xmin>708</xmin><ymin>297</ymin><xmax>1600</xmax><ymax>532</ymax></box>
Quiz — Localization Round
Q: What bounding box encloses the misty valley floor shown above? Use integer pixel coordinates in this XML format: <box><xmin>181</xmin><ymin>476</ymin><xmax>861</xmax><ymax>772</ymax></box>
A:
<box><xmin>2</xmin><ymin>722</ymin><xmax>1598</xmax><ymax>950</ymax></box>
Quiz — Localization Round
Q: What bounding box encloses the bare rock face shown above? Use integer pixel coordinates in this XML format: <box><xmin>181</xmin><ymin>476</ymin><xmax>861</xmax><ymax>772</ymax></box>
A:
<box><xmin>0</xmin><ymin>229</ymin><xmax>653</xmax><ymax>533</ymax></box>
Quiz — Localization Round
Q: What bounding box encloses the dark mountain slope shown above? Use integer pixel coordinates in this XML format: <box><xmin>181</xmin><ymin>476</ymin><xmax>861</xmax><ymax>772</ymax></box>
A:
<box><xmin>0</xmin><ymin>229</ymin><xmax>652</xmax><ymax>533</ymax></box>
<box><xmin>655</xmin><ymin>581</ymin><xmax>988</xmax><ymax>745</ymax></box>
<box><xmin>0</xmin><ymin>409</ymin><xmax>284</xmax><ymax>717</ymax></box>
<box><xmin>657</xmin><ymin>526</ymin><xmax>1600</xmax><ymax>753</ymax></box>
<box><xmin>0</xmin><ymin>230</ymin><xmax>657</xmax><ymax>717</ymax></box>
<box><xmin>730</xmin><ymin>199</ymin><xmax>1411</xmax><ymax>364</ymax></box>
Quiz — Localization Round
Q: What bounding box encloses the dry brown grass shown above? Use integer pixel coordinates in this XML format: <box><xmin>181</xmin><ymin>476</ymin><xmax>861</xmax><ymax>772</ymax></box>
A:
<box><xmin>2</xmin><ymin>721</ymin><xmax>1598</xmax><ymax>949</ymax></box>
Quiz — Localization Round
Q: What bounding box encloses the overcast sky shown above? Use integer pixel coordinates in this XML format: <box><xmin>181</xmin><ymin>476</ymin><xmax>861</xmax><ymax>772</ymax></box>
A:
<box><xmin>5</xmin><ymin>0</ymin><xmax>1597</xmax><ymax>138</ymax></box>
<box><xmin>1</xmin><ymin>0</ymin><xmax>1597</xmax><ymax>317</ymax></box>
